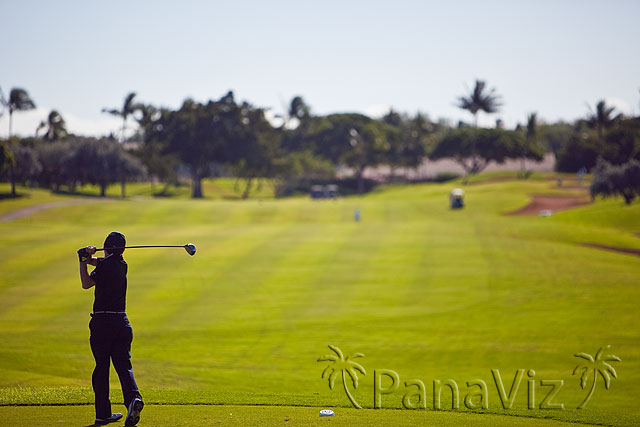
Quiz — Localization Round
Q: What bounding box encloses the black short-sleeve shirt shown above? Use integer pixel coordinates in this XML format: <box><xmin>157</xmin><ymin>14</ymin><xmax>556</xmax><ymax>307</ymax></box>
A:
<box><xmin>90</xmin><ymin>254</ymin><xmax>128</xmax><ymax>312</ymax></box>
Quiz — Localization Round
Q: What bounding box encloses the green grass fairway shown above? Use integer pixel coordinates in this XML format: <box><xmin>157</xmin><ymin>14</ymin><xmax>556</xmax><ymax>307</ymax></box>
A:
<box><xmin>1</xmin><ymin>175</ymin><xmax>639</xmax><ymax>426</ymax></box>
<box><xmin>0</xmin><ymin>404</ymin><xmax>595</xmax><ymax>426</ymax></box>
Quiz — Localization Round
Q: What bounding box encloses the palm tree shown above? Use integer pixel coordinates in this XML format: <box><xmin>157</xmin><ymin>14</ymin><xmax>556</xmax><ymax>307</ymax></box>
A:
<box><xmin>36</xmin><ymin>110</ymin><xmax>67</xmax><ymax>141</ymax></box>
<box><xmin>573</xmin><ymin>345</ymin><xmax>621</xmax><ymax>409</ymax></box>
<box><xmin>102</xmin><ymin>92</ymin><xmax>138</xmax><ymax>142</ymax></box>
<box><xmin>456</xmin><ymin>80</ymin><xmax>502</xmax><ymax>174</ymax></box>
<box><xmin>289</xmin><ymin>96</ymin><xmax>310</xmax><ymax>122</ymax></box>
<box><xmin>585</xmin><ymin>100</ymin><xmax>621</xmax><ymax>149</ymax></box>
<box><xmin>0</xmin><ymin>87</ymin><xmax>36</xmax><ymax>139</ymax></box>
<box><xmin>0</xmin><ymin>87</ymin><xmax>36</xmax><ymax>196</ymax></box>
<box><xmin>457</xmin><ymin>80</ymin><xmax>502</xmax><ymax>128</ymax></box>
<box><xmin>317</xmin><ymin>345</ymin><xmax>366</xmax><ymax>409</ymax></box>
<box><xmin>276</xmin><ymin>95</ymin><xmax>310</xmax><ymax>130</ymax></box>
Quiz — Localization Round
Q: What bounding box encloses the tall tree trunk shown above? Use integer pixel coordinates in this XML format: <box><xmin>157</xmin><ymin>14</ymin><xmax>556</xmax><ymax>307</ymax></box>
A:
<box><xmin>9</xmin><ymin>169</ymin><xmax>16</xmax><ymax>196</ymax></box>
<box><xmin>8</xmin><ymin>112</ymin><xmax>16</xmax><ymax>196</ymax></box>
<box><xmin>598</xmin><ymin>125</ymin><xmax>605</xmax><ymax>154</ymax></box>
<box><xmin>100</xmin><ymin>183</ymin><xmax>107</xmax><ymax>197</ymax></box>
<box><xmin>121</xmin><ymin>179</ymin><xmax>126</xmax><ymax>198</ymax></box>
<box><xmin>242</xmin><ymin>176</ymin><xmax>254</xmax><ymax>199</ymax></box>
<box><xmin>357</xmin><ymin>165</ymin><xmax>366</xmax><ymax>194</ymax></box>
<box><xmin>192</xmin><ymin>173</ymin><xmax>203</xmax><ymax>198</ymax></box>
<box><xmin>470</xmin><ymin>113</ymin><xmax>479</xmax><ymax>179</ymax></box>
<box><xmin>577</xmin><ymin>374</ymin><xmax>597</xmax><ymax>409</ymax></box>
<box><xmin>623</xmin><ymin>192</ymin><xmax>633</xmax><ymax>205</ymax></box>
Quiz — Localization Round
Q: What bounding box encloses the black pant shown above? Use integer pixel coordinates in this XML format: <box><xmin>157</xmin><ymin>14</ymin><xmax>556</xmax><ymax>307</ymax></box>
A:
<box><xmin>89</xmin><ymin>313</ymin><xmax>141</xmax><ymax>419</ymax></box>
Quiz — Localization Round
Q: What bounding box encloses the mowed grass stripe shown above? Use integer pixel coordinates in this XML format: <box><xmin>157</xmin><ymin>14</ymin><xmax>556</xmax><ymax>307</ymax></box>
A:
<box><xmin>0</xmin><ymin>227</ymin><xmax>102</xmax><ymax>323</ymax></box>
<box><xmin>0</xmin><ymin>224</ymin><xmax>212</xmax><ymax>385</ymax></box>
<box><xmin>0</xmin><ymin>221</ymin><xmax>200</xmax><ymax>327</ymax></box>
<box><xmin>213</xmin><ymin>223</ymin><xmax>362</xmax><ymax>364</ymax></box>
<box><xmin>136</xmin><ymin>223</ymin><xmax>291</xmax><ymax>331</ymax></box>
<box><xmin>137</xmin><ymin>223</ymin><xmax>335</xmax><ymax>372</ymax></box>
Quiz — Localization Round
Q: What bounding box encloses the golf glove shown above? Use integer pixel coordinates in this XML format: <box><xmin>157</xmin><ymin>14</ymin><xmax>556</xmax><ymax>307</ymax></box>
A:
<box><xmin>77</xmin><ymin>248</ymin><xmax>89</xmax><ymax>262</ymax></box>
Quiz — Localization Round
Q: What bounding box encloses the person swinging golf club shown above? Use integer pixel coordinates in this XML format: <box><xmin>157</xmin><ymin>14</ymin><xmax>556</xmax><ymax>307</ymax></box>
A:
<box><xmin>78</xmin><ymin>232</ymin><xmax>144</xmax><ymax>426</ymax></box>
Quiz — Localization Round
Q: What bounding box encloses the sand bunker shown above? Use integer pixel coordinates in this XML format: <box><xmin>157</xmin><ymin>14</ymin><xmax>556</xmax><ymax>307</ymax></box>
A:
<box><xmin>507</xmin><ymin>194</ymin><xmax>591</xmax><ymax>216</ymax></box>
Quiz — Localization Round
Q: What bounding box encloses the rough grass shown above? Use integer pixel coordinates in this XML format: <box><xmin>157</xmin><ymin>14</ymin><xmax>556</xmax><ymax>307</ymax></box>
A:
<box><xmin>0</xmin><ymin>175</ymin><xmax>638</xmax><ymax>426</ymax></box>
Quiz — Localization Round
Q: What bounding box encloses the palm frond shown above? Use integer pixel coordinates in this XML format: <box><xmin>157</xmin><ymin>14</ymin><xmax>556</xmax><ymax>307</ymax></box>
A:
<box><xmin>0</xmin><ymin>86</ymin><xmax>7</xmax><ymax>106</ymax></box>
<box><xmin>605</xmin><ymin>354</ymin><xmax>621</xmax><ymax>362</ymax></box>
<box><xmin>574</xmin><ymin>366</ymin><xmax>591</xmax><ymax>389</ymax></box>
<box><xmin>328</xmin><ymin>345</ymin><xmax>345</xmax><ymax>361</ymax></box>
<box><xmin>456</xmin><ymin>79</ymin><xmax>501</xmax><ymax>116</ymax></box>
<box><xmin>123</xmin><ymin>92</ymin><xmax>137</xmax><ymax>112</ymax></box>
<box><xmin>321</xmin><ymin>365</ymin><xmax>333</xmax><ymax>379</ymax></box>
<box><xmin>574</xmin><ymin>352</ymin><xmax>595</xmax><ymax>362</ymax></box>
<box><xmin>8</xmin><ymin>88</ymin><xmax>36</xmax><ymax>111</ymax></box>
<box><xmin>581</xmin><ymin>370</ymin><xmax>593</xmax><ymax>388</ymax></box>
<box><xmin>328</xmin><ymin>370</ymin><xmax>339</xmax><ymax>389</ymax></box>
<box><xmin>598</xmin><ymin>369</ymin><xmax>611</xmax><ymax>389</ymax></box>
<box><xmin>317</xmin><ymin>355</ymin><xmax>339</xmax><ymax>362</ymax></box>
<box><xmin>602</xmin><ymin>362</ymin><xmax>617</xmax><ymax>378</ymax></box>
<box><xmin>457</xmin><ymin>96</ymin><xmax>474</xmax><ymax>111</ymax></box>
<box><xmin>102</xmin><ymin>108</ymin><xmax>122</xmax><ymax>117</ymax></box>
<box><xmin>346</xmin><ymin>367</ymin><xmax>360</xmax><ymax>388</ymax></box>
<box><xmin>349</xmin><ymin>361</ymin><xmax>366</xmax><ymax>375</ymax></box>
<box><xmin>346</xmin><ymin>352</ymin><xmax>365</xmax><ymax>360</ymax></box>
<box><xmin>595</xmin><ymin>346</ymin><xmax>608</xmax><ymax>361</ymax></box>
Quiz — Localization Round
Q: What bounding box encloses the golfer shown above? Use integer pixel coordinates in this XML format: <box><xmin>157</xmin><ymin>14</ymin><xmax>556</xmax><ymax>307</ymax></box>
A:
<box><xmin>79</xmin><ymin>231</ymin><xmax>144</xmax><ymax>426</ymax></box>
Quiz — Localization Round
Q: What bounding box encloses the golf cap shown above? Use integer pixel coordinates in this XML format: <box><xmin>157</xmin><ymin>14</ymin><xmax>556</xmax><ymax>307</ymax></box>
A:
<box><xmin>104</xmin><ymin>231</ymin><xmax>126</xmax><ymax>255</ymax></box>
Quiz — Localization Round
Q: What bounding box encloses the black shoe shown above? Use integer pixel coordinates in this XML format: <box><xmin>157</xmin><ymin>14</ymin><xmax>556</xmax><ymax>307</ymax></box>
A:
<box><xmin>95</xmin><ymin>413</ymin><xmax>123</xmax><ymax>425</ymax></box>
<box><xmin>125</xmin><ymin>397</ymin><xmax>144</xmax><ymax>426</ymax></box>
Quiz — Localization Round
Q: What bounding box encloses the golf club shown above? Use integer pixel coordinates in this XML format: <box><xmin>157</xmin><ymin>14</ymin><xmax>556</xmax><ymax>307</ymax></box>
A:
<box><xmin>93</xmin><ymin>243</ymin><xmax>197</xmax><ymax>256</ymax></box>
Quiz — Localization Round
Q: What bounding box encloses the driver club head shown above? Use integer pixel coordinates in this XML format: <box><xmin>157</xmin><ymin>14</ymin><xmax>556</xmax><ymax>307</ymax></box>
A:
<box><xmin>184</xmin><ymin>243</ymin><xmax>197</xmax><ymax>256</ymax></box>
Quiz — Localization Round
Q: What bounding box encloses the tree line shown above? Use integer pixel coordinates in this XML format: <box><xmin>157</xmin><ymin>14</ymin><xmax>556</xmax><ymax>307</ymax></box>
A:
<box><xmin>1</xmin><ymin>82</ymin><xmax>639</xmax><ymax>199</ymax></box>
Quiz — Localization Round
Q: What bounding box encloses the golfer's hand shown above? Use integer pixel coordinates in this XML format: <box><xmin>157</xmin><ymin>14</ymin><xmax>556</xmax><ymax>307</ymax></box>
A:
<box><xmin>86</xmin><ymin>246</ymin><xmax>96</xmax><ymax>255</ymax></box>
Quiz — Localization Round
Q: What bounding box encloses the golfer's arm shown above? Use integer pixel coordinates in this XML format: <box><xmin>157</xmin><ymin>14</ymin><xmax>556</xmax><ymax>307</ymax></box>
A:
<box><xmin>79</xmin><ymin>262</ymin><xmax>95</xmax><ymax>289</ymax></box>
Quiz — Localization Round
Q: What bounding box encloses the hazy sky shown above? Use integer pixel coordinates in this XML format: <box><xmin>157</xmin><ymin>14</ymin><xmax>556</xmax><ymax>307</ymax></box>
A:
<box><xmin>1</xmin><ymin>0</ymin><xmax>639</xmax><ymax>138</ymax></box>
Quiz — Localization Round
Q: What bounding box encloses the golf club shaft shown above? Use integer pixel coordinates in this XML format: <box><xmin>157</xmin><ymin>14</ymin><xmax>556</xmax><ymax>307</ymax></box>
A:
<box><xmin>94</xmin><ymin>245</ymin><xmax>186</xmax><ymax>251</ymax></box>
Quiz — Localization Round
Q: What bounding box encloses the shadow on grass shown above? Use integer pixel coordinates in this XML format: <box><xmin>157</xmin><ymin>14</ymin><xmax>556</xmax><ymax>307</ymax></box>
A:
<box><xmin>52</xmin><ymin>189</ymin><xmax>118</xmax><ymax>199</ymax></box>
<box><xmin>0</xmin><ymin>192</ymin><xmax>28</xmax><ymax>200</ymax></box>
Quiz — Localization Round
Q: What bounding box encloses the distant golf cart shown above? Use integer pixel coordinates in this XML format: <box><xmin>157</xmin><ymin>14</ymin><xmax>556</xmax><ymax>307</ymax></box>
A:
<box><xmin>449</xmin><ymin>188</ymin><xmax>465</xmax><ymax>209</ymax></box>
<box><xmin>311</xmin><ymin>185</ymin><xmax>338</xmax><ymax>199</ymax></box>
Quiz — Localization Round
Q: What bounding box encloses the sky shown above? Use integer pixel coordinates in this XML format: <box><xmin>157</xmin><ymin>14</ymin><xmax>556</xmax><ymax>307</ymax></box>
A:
<box><xmin>1</xmin><ymin>0</ymin><xmax>639</xmax><ymax>138</ymax></box>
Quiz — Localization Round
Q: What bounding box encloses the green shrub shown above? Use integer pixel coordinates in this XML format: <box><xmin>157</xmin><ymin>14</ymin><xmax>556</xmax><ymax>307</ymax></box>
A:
<box><xmin>433</xmin><ymin>172</ymin><xmax>460</xmax><ymax>183</ymax></box>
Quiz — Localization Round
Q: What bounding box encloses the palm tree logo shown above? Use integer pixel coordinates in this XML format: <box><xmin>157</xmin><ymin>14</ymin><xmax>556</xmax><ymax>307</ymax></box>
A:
<box><xmin>573</xmin><ymin>345</ymin><xmax>621</xmax><ymax>409</ymax></box>
<box><xmin>317</xmin><ymin>345</ymin><xmax>366</xmax><ymax>409</ymax></box>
